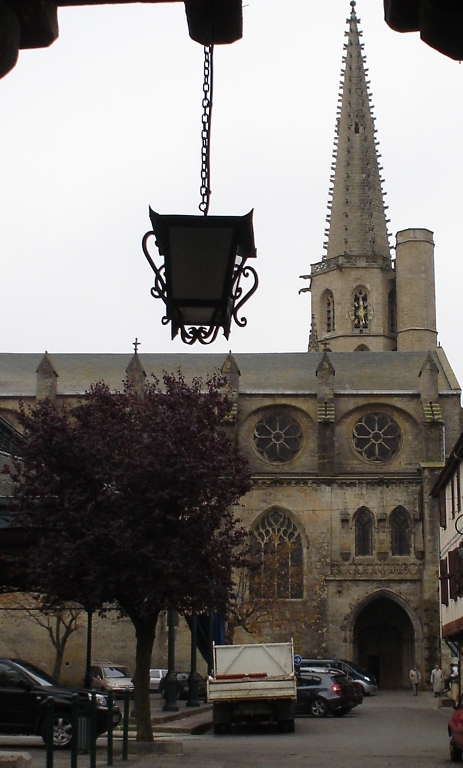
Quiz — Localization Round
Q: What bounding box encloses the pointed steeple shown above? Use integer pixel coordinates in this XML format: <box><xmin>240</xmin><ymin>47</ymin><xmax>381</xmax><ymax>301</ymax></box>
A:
<box><xmin>36</xmin><ymin>351</ymin><xmax>58</xmax><ymax>401</ymax></box>
<box><xmin>126</xmin><ymin>341</ymin><xmax>146</xmax><ymax>397</ymax></box>
<box><xmin>325</xmin><ymin>1</ymin><xmax>391</xmax><ymax>263</ymax></box>
<box><xmin>308</xmin><ymin>314</ymin><xmax>319</xmax><ymax>352</ymax></box>
<box><xmin>308</xmin><ymin>1</ymin><xmax>396</xmax><ymax>353</ymax></box>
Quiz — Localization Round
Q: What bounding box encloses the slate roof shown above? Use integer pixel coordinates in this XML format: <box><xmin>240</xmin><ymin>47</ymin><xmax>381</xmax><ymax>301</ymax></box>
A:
<box><xmin>0</xmin><ymin>349</ymin><xmax>459</xmax><ymax>397</ymax></box>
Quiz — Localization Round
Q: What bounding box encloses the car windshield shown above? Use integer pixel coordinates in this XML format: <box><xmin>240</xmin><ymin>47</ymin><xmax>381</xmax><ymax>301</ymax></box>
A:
<box><xmin>103</xmin><ymin>667</ymin><xmax>129</xmax><ymax>678</ymax></box>
<box><xmin>340</xmin><ymin>660</ymin><xmax>368</xmax><ymax>675</ymax></box>
<box><xmin>14</xmin><ymin>660</ymin><xmax>58</xmax><ymax>687</ymax></box>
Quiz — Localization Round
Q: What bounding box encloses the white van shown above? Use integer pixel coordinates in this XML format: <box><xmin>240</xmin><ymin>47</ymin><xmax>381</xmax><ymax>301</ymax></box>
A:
<box><xmin>149</xmin><ymin>668</ymin><xmax>168</xmax><ymax>692</ymax></box>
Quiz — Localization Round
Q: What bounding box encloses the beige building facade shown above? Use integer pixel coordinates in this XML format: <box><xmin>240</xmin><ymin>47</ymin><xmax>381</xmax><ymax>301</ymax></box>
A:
<box><xmin>0</xmin><ymin>2</ymin><xmax>461</xmax><ymax>688</ymax></box>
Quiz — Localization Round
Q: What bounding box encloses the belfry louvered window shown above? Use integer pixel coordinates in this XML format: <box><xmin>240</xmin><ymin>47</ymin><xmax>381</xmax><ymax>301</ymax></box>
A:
<box><xmin>326</xmin><ymin>291</ymin><xmax>335</xmax><ymax>333</ymax></box>
<box><xmin>388</xmin><ymin>289</ymin><xmax>397</xmax><ymax>334</ymax></box>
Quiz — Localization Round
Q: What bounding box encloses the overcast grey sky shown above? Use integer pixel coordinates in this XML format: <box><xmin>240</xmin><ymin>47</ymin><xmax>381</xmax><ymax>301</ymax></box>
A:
<box><xmin>1</xmin><ymin>1</ymin><xmax>462</xmax><ymax>385</ymax></box>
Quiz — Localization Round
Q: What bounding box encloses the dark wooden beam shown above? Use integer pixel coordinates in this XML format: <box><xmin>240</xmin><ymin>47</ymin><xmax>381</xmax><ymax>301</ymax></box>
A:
<box><xmin>1</xmin><ymin>0</ymin><xmax>242</xmax><ymax>79</ymax></box>
<box><xmin>384</xmin><ymin>0</ymin><xmax>463</xmax><ymax>60</ymax></box>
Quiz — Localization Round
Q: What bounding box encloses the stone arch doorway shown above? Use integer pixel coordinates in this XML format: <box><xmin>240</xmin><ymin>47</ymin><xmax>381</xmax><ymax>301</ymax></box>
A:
<box><xmin>353</xmin><ymin>594</ymin><xmax>417</xmax><ymax>689</ymax></box>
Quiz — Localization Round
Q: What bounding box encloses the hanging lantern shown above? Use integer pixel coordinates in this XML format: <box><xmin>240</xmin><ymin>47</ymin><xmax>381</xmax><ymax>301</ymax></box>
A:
<box><xmin>142</xmin><ymin>209</ymin><xmax>257</xmax><ymax>345</ymax></box>
<box><xmin>142</xmin><ymin>42</ymin><xmax>258</xmax><ymax>345</ymax></box>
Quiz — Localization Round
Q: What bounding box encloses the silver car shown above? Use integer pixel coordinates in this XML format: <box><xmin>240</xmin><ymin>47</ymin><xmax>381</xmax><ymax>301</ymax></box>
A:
<box><xmin>90</xmin><ymin>662</ymin><xmax>134</xmax><ymax>698</ymax></box>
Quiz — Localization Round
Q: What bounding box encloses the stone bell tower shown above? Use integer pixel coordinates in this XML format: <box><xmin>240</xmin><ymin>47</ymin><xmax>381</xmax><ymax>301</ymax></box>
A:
<box><xmin>306</xmin><ymin>2</ymin><xmax>438</xmax><ymax>355</ymax></box>
<box><xmin>307</xmin><ymin>0</ymin><xmax>396</xmax><ymax>353</ymax></box>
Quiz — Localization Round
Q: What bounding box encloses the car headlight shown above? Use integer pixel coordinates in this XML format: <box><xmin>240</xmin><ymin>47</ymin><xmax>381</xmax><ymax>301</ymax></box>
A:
<box><xmin>94</xmin><ymin>693</ymin><xmax>109</xmax><ymax>707</ymax></box>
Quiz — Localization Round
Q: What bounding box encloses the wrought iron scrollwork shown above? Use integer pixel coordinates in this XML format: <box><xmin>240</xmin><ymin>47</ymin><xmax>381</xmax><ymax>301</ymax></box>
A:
<box><xmin>231</xmin><ymin>261</ymin><xmax>259</xmax><ymax>329</ymax></box>
<box><xmin>142</xmin><ymin>230</ymin><xmax>258</xmax><ymax>345</ymax></box>
<box><xmin>142</xmin><ymin>231</ymin><xmax>170</xmax><ymax>327</ymax></box>
<box><xmin>180</xmin><ymin>324</ymin><xmax>221</xmax><ymax>345</ymax></box>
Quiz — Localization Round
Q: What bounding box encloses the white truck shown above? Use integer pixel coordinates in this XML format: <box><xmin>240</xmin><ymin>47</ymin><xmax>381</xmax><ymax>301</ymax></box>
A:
<box><xmin>207</xmin><ymin>641</ymin><xmax>297</xmax><ymax>734</ymax></box>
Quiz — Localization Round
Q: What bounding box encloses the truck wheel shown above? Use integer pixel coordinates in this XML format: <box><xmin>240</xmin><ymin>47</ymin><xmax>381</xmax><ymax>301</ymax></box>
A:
<box><xmin>309</xmin><ymin>698</ymin><xmax>328</xmax><ymax>718</ymax></box>
<box><xmin>277</xmin><ymin>720</ymin><xmax>295</xmax><ymax>733</ymax></box>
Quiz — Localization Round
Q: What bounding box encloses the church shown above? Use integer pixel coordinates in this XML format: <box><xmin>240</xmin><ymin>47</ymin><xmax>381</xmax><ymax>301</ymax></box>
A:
<box><xmin>0</xmin><ymin>2</ymin><xmax>461</xmax><ymax>689</ymax></box>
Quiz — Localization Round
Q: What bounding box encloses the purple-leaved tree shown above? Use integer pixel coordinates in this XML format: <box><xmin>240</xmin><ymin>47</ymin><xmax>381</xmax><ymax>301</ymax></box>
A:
<box><xmin>6</xmin><ymin>371</ymin><xmax>252</xmax><ymax>741</ymax></box>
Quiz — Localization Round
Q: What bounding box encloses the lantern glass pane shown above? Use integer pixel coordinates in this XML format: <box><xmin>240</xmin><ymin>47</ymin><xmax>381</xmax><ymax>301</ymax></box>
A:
<box><xmin>168</xmin><ymin>226</ymin><xmax>235</xmax><ymax>300</ymax></box>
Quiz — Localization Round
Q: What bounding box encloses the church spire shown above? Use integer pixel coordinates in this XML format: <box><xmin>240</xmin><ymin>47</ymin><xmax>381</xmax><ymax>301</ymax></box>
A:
<box><xmin>324</xmin><ymin>1</ymin><xmax>391</xmax><ymax>263</ymax></box>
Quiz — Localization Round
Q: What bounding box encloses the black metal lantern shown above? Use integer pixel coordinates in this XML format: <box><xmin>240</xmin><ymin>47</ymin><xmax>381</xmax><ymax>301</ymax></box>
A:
<box><xmin>142</xmin><ymin>208</ymin><xmax>257</xmax><ymax>345</ymax></box>
<box><xmin>142</xmin><ymin>39</ymin><xmax>258</xmax><ymax>345</ymax></box>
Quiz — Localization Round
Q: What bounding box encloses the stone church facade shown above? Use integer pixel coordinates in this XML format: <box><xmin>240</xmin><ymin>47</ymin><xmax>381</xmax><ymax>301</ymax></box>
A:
<box><xmin>0</xmin><ymin>2</ymin><xmax>461</xmax><ymax>688</ymax></box>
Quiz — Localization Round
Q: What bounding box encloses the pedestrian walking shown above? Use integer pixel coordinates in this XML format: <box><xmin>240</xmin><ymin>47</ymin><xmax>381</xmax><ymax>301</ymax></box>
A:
<box><xmin>430</xmin><ymin>663</ymin><xmax>445</xmax><ymax>697</ymax></box>
<box><xmin>409</xmin><ymin>665</ymin><xmax>421</xmax><ymax>695</ymax></box>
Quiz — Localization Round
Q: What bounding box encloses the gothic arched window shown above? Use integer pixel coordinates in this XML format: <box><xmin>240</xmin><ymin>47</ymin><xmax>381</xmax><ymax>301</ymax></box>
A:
<box><xmin>355</xmin><ymin>507</ymin><xmax>373</xmax><ymax>556</ymax></box>
<box><xmin>388</xmin><ymin>288</ymin><xmax>397</xmax><ymax>335</ymax></box>
<box><xmin>390</xmin><ymin>507</ymin><xmax>411</xmax><ymax>556</ymax></box>
<box><xmin>0</xmin><ymin>418</ymin><xmax>20</xmax><ymax>457</ymax></box>
<box><xmin>249</xmin><ymin>509</ymin><xmax>303</xmax><ymax>600</ymax></box>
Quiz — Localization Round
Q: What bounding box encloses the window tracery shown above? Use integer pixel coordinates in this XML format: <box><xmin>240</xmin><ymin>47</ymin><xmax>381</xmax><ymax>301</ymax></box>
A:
<box><xmin>253</xmin><ymin>412</ymin><xmax>303</xmax><ymax>464</ymax></box>
<box><xmin>249</xmin><ymin>509</ymin><xmax>303</xmax><ymax>600</ymax></box>
<box><xmin>352</xmin><ymin>412</ymin><xmax>402</xmax><ymax>463</ymax></box>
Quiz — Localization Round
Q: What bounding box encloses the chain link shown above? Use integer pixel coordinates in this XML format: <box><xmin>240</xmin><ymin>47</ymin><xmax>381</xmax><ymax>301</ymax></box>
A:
<box><xmin>199</xmin><ymin>45</ymin><xmax>214</xmax><ymax>215</ymax></box>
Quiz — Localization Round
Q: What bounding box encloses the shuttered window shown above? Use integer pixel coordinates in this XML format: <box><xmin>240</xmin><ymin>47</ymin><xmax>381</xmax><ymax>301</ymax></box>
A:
<box><xmin>439</xmin><ymin>491</ymin><xmax>447</xmax><ymax>529</ymax></box>
<box><xmin>449</xmin><ymin>549</ymin><xmax>462</xmax><ymax>600</ymax></box>
<box><xmin>440</xmin><ymin>558</ymin><xmax>449</xmax><ymax>606</ymax></box>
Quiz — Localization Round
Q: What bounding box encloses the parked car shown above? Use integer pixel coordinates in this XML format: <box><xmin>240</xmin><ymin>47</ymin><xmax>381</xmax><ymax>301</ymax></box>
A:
<box><xmin>90</xmin><ymin>662</ymin><xmax>134</xmax><ymax>698</ymax></box>
<box><xmin>449</xmin><ymin>693</ymin><xmax>463</xmax><ymax>761</ymax></box>
<box><xmin>295</xmin><ymin>669</ymin><xmax>359</xmax><ymax>717</ymax></box>
<box><xmin>298</xmin><ymin>657</ymin><xmax>377</xmax><ymax>695</ymax></box>
<box><xmin>159</xmin><ymin>671</ymin><xmax>207</xmax><ymax>700</ymax></box>
<box><xmin>149</xmin><ymin>668</ymin><xmax>168</xmax><ymax>692</ymax></box>
<box><xmin>0</xmin><ymin>657</ymin><xmax>121</xmax><ymax>749</ymax></box>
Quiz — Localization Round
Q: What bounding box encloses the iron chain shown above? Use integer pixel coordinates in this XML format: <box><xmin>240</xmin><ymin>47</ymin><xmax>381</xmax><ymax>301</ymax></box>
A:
<box><xmin>199</xmin><ymin>45</ymin><xmax>214</xmax><ymax>215</ymax></box>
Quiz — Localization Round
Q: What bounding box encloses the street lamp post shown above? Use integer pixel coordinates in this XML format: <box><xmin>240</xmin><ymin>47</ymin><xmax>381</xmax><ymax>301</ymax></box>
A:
<box><xmin>163</xmin><ymin>607</ymin><xmax>179</xmax><ymax>712</ymax></box>
<box><xmin>187</xmin><ymin>611</ymin><xmax>200</xmax><ymax>708</ymax></box>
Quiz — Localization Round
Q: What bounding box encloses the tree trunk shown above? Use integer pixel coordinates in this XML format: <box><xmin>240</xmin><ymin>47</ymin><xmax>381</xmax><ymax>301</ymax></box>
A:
<box><xmin>131</xmin><ymin>611</ymin><xmax>160</xmax><ymax>742</ymax></box>
<box><xmin>52</xmin><ymin>644</ymin><xmax>65</xmax><ymax>681</ymax></box>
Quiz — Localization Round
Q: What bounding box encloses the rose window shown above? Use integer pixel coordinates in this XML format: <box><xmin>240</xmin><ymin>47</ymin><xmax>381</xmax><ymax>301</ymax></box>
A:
<box><xmin>352</xmin><ymin>412</ymin><xmax>402</xmax><ymax>463</ymax></box>
<box><xmin>253</xmin><ymin>413</ymin><xmax>303</xmax><ymax>464</ymax></box>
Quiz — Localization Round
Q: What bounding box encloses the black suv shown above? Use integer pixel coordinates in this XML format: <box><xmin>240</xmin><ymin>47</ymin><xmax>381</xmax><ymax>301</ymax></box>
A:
<box><xmin>295</xmin><ymin>669</ymin><xmax>360</xmax><ymax>717</ymax></box>
<box><xmin>159</xmin><ymin>671</ymin><xmax>207</xmax><ymax>700</ymax></box>
<box><xmin>0</xmin><ymin>658</ymin><xmax>121</xmax><ymax>748</ymax></box>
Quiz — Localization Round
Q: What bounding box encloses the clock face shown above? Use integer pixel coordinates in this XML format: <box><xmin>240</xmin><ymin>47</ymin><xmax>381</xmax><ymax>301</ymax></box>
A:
<box><xmin>349</xmin><ymin>290</ymin><xmax>373</xmax><ymax>329</ymax></box>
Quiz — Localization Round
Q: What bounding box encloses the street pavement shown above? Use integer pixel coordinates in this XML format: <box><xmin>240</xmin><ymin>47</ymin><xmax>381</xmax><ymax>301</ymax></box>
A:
<box><xmin>0</xmin><ymin>689</ymin><xmax>455</xmax><ymax>768</ymax></box>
